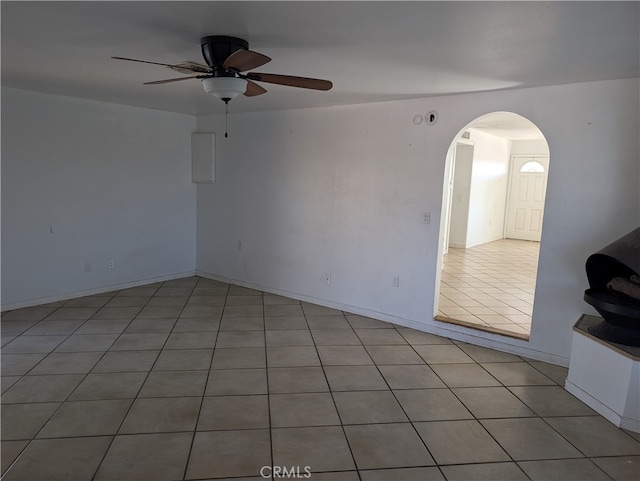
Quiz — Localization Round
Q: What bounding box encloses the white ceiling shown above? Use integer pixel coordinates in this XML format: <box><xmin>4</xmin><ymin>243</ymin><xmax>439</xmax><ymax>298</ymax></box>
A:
<box><xmin>2</xmin><ymin>1</ymin><xmax>639</xmax><ymax>119</ymax></box>
<box><xmin>469</xmin><ymin>112</ymin><xmax>548</xmax><ymax>140</ymax></box>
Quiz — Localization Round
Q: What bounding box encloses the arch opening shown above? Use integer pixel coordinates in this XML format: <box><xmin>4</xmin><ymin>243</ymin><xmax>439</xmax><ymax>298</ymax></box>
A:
<box><xmin>435</xmin><ymin>111</ymin><xmax>550</xmax><ymax>340</ymax></box>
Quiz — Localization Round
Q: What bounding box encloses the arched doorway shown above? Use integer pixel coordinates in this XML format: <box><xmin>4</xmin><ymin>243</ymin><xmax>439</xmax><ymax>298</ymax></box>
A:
<box><xmin>435</xmin><ymin>112</ymin><xmax>550</xmax><ymax>339</ymax></box>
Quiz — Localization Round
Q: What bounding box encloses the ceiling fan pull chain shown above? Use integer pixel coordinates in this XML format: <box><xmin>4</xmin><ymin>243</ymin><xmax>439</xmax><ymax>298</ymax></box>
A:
<box><xmin>224</xmin><ymin>99</ymin><xmax>229</xmax><ymax>138</ymax></box>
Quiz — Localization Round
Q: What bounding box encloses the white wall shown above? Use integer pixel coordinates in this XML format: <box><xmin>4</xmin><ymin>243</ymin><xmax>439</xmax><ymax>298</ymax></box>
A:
<box><xmin>196</xmin><ymin>78</ymin><xmax>639</xmax><ymax>364</ymax></box>
<box><xmin>511</xmin><ymin>139</ymin><xmax>550</xmax><ymax>156</ymax></box>
<box><xmin>465</xmin><ymin>129</ymin><xmax>511</xmax><ymax>247</ymax></box>
<box><xmin>1</xmin><ymin>88</ymin><xmax>197</xmax><ymax>308</ymax></box>
<box><xmin>448</xmin><ymin>143</ymin><xmax>473</xmax><ymax>248</ymax></box>
<box><xmin>197</xmin><ymin>105</ymin><xmax>441</xmax><ymax>322</ymax></box>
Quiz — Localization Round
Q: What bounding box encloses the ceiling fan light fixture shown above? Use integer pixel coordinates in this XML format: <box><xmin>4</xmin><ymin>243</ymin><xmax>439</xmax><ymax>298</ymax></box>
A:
<box><xmin>202</xmin><ymin>77</ymin><xmax>247</xmax><ymax>102</ymax></box>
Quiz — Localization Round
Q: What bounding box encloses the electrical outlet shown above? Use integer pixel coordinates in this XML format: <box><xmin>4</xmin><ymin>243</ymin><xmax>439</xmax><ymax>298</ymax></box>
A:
<box><xmin>393</xmin><ymin>276</ymin><xmax>400</xmax><ymax>288</ymax></box>
<box><xmin>324</xmin><ymin>274</ymin><xmax>331</xmax><ymax>285</ymax></box>
<box><xmin>423</xmin><ymin>212</ymin><xmax>431</xmax><ymax>224</ymax></box>
<box><xmin>84</xmin><ymin>262</ymin><xmax>92</xmax><ymax>272</ymax></box>
<box><xmin>108</xmin><ymin>260</ymin><xmax>114</xmax><ymax>269</ymax></box>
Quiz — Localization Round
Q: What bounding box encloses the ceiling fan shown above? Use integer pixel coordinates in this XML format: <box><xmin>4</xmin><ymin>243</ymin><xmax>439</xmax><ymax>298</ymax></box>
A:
<box><xmin>113</xmin><ymin>35</ymin><xmax>333</xmax><ymax>104</ymax></box>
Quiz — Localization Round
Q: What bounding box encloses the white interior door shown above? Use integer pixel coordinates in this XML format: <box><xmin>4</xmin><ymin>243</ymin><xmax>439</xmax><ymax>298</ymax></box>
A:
<box><xmin>505</xmin><ymin>156</ymin><xmax>549</xmax><ymax>241</ymax></box>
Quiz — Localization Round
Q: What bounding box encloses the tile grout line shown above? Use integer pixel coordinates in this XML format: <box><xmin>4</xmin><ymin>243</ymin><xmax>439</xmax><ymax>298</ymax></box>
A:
<box><xmin>87</xmin><ymin>280</ymin><xmax>183</xmax><ymax>481</ymax></box>
<box><xmin>3</xmin><ymin>287</ymin><xmax>151</xmax><ymax>480</ymax></box>
<box><xmin>1</xmin><ymin>287</ymin><xmax>152</xmax><ymax>480</ymax></box>
<box><xmin>370</xmin><ymin>326</ymin><xmax>458</xmax><ymax>477</ymax></box>
<box><xmin>305</xmin><ymin>306</ymin><xmax>363</xmax><ymax>480</ymax></box>
<box><xmin>261</xmin><ymin>289</ymin><xmax>276</xmax><ymax>481</ymax></box>
<box><xmin>179</xmin><ymin>278</ymin><xmax>226</xmax><ymax>481</ymax></box>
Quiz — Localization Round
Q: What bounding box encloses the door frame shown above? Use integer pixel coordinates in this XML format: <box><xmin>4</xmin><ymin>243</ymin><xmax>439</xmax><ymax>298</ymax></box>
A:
<box><xmin>441</xmin><ymin>138</ymin><xmax>475</xmax><ymax>257</ymax></box>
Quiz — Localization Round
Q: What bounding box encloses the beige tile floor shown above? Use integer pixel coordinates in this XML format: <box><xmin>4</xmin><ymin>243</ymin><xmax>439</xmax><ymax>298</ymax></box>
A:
<box><xmin>438</xmin><ymin>239</ymin><xmax>539</xmax><ymax>338</ymax></box>
<box><xmin>2</xmin><ymin>276</ymin><xmax>639</xmax><ymax>480</ymax></box>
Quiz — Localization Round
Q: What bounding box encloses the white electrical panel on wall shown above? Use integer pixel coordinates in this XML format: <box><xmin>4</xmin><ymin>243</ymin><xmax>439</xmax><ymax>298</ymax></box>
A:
<box><xmin>191</xmin><ymin>133</ymin><xmax>215</xmax><ymax>183</ymax></box>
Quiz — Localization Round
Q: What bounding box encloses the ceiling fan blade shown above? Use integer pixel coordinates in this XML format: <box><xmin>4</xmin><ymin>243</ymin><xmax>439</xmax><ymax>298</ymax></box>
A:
<box><xmin>112</xmin><ymin>57</ymin><xmax>212</xmax><ymax>75</ymax></box>
<box><xmin>246</xmin><ymin>72</ymin><xmax>333</xmax><ymax>91</ymax></box>
<box><xmin>143</xmin><ymin>76</ymin><xmax>208</xmax><ymax>85</ymax></box>
<box><xmin>224</xmin><ymin>49</ymin><xmax>272</xmax><ymax>72</ymax></box>
<box><xmin>171</xmin><ymin>61</ymin><xmax>212</xmax><ymax>74</ymax></box>
<box><xmin>244</xmin><ymin>80</ymin><xmax>267</xmax><ymax>97</ymax></box>
<box><xmin>112</xmin><ymin>56</ymin><xmax>177</xmax><ymax>68</ymax></box>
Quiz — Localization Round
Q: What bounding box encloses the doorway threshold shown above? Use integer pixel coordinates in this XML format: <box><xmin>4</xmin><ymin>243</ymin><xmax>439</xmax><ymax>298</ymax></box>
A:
<box><xmin>434</xmin><ymin>314</ymin><xmax>530</xmax><ymax>341</ymax></box>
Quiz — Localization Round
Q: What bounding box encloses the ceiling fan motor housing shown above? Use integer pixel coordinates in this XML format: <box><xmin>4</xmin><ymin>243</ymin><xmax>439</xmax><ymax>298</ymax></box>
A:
<box><xmin>201</xmin><ymin>36</ymin><xmax>248</xmax><ymax>76</ymax></box>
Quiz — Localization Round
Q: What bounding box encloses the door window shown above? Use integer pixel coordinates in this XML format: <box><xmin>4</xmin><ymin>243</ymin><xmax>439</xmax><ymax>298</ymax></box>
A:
<box><xmin>520</xmin><ymin>161</ymin><xmax>545</xmax><ymax>173</ymax></box>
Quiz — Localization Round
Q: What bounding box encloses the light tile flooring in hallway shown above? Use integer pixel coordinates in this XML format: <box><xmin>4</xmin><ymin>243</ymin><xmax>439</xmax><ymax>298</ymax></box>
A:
<box><xmin>438</xmin><ymin>239</ymin><xmax>540</xmax><ymax>339</ymax></box>
<box><xmin>2</xmin><ymin>276</ymin><xmax>639</xmax><ymax>480</ymax></box>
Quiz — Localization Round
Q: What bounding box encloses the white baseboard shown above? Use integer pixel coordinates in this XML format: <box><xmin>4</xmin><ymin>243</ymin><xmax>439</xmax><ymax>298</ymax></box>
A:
<box><xmin>195</xmin><ymin>270</ymin><xmax>569</xmax><ymax>367</ymax></box>
<box><xmin>1</xmin><ymin>270</ymin><xmax>196</xmax><ymax>312</ymax></box>
<box><xmin>422</xmin><ymin>319</ymin><xmax>570</xmax><ymax>367</ymax></box>
<box><xmin>621</xmin><ymin>417</ymin><xmax>640</xmax><ymax>433</ymax></box>
<box><xmin>464</xmin><ymin>235</ymin><xmax>505</xmax><ymax>249</ymax></box>
<box><xmin>565</xmin><ymin>380</ymin><xmax>627</xmax><ymax>428</ymax></box>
